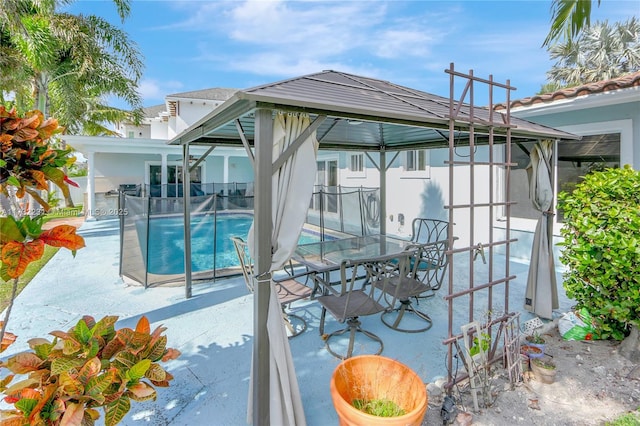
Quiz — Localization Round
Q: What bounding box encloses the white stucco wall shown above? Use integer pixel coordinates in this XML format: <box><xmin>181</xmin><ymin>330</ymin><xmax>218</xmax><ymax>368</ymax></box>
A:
<box><xmin>324</xmin><ymin>145</ymin><xmax>500</xmax><ymax>248</ymax></box>
<box><xmin>150</xmin><ymin>120</ymin><xmax>168</xmax><ymax>140</ymax></box>
<box><xmin>169</xmin><ymin>101</ymin><xmax>220</xmax><ymax>137</ymax></box>
<box><xmin>93</xmin><ymin>152</ymin><xmax>152</xmax><ymax>191</ymax></box>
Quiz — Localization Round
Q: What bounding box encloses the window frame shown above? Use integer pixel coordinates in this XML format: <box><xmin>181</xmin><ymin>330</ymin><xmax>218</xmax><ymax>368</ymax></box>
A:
<box><xmin>402</xmin><ymin>149</ymin><xmax>431</xmax><ymax>178</ymax></box>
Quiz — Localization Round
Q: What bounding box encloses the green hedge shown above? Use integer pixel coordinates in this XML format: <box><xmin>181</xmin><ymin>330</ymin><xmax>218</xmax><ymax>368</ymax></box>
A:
<box><xmin>557</xmin><ymin>165</ymin><xmax>640</xmax><ymax>340</ymax></box>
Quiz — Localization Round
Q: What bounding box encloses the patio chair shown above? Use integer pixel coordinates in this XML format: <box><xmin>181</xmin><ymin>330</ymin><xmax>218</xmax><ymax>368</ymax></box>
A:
<box><xmin>231</xmin><ymin>236</ymin><xmax>313</xmax><ymax>338</ymax></box>
<box><xmin>315</xmin><ymin>252</ymin><xmax>411</xmax><ymax>359</ymax></box>
<box><xmin>377</xmin><ymin>243</ymin><xmax>439</xmax><ymax>333</ymax></box>
<box><xmin>409</xmin><ymin>218</ymin><xmax>452</xmax><ymax>296</ymax></box>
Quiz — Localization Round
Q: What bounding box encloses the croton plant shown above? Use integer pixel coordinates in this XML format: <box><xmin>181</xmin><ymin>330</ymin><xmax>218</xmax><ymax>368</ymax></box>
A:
<box><xmin>0</xmin><ymin>106</ymin><xmax>85</xmax><ymax>282</ymax></box>
<box><xmin>0</xmin><ymin>315</ymin><xmax>180</xmax><ymax>426</ymax></box>
<box><xmin>0</xmin><ymin>107</ymin><xmax>179</xmax><ymax>425</ymax></box>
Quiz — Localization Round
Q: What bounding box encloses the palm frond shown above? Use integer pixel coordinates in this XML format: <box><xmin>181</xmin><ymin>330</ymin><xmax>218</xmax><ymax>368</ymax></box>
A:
<box><xmin>543</xmin><ymin>0</ymin><xmax>599</xmax><ymax>47</ymax></box>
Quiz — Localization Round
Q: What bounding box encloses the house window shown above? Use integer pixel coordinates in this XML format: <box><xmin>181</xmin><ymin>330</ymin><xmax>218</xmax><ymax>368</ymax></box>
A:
<box><xmin>556</xmin><ymin>133</ymin><xmax>620</xmax><ymax>222</ymax></box>
<box><xmin>350</xmin><ymin>154</ymin><xmax>363</xmax><ymax>172</ymax></box>
<box><xmin>402</xmin><ymin>150</ymin><xmax>430</xmax><ymax>178</ymax></box>
<box><xmin>127</xmin><ymin>131</ymin><xmax>134</xmax><ymax>138</ymax></box>
<box><xmin>147</xmin><ymin>163</ymin><xmax>204</xmax><ymax>197</ymax></box>
<box><xmin>406</xmin><ymin>150</ymin><xmax>427</xmax><ymax>171</ymax></box>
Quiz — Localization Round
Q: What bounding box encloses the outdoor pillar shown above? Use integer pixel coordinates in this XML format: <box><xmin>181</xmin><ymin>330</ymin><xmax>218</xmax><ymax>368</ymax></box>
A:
<box><xmin>253</xmin><ymin>108</ymin><xmax>273</xmax><ymax>425</ymax></box>
<box><xmin>86</xmin><ymin>151</ymin><xmax>96</xmax><ymax>221</ymax></box>
<box><xmin>161</xmin><ymin>153</ymin><xmax>168</xmax><ymax>198</ymax></box>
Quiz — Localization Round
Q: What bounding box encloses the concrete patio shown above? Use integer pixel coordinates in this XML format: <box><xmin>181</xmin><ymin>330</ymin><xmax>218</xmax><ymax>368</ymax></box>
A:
<box><xmin>0</xmin><ymin>218</ymin><xmax>574</xmax><ymax>425</ymax></box>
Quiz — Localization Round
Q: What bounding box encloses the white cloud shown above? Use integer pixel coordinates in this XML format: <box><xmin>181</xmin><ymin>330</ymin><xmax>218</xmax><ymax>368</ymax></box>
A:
<box><xmin>138</xmin><ymin>79</ymin><xmax>184</xmax><ymax>104</ymax></box>
<box><xmin>183</xmin><ymin>0</ymin><xmax>460</xmax><ymax>82</ymax></box>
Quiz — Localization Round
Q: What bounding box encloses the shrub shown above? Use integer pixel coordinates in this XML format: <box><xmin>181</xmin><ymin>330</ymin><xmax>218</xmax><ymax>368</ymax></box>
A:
<box><xmin>0</xmin><ymin>315</ymin><xmax>180</xmax><ymax>426</ymax></box>
<box><xmin>557</xmin><ymin>165</ymin><xmax>640</xmax><ymax>340</ymax></box>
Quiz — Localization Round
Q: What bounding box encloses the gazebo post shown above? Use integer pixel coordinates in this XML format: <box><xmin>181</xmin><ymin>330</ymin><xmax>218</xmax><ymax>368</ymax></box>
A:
<box><xmin>253</xmin><ymin>108</ymin><xmax>273</xmax><ymax>425</ymax></box>
<box><xmin>379</xmin><ymin>147</ymin><xmax>387</xmax><ymax>235</ymax></box>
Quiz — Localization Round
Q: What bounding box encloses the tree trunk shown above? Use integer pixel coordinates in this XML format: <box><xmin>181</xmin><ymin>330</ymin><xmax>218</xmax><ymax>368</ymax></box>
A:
<box><xmin>619</xmin><ymin>325</ymin><xmax>640</xmax><ymax>363</ymax></box>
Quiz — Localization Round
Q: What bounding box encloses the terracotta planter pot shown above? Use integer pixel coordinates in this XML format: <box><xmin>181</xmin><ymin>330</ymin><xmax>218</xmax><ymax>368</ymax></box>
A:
<box><xmin>531</xmin><ymin>358</ymin><xmax>557</xmax><ymax>384</ymax></box>
<box><xmin>521</xmin><ymin>344</ymin><xmax>544</xmax><ymax>359</ymax></box>
<box><xmin>330</xmin><ymin>355</ymin><xmax>427</xmax><ymax>426</ymax></box>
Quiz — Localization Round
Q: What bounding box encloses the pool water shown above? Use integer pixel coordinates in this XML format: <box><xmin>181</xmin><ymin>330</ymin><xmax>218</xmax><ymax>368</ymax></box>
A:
<box><xmin>144</xmin><ymin>214</ymin><xmax>320</xmax><ymax>275</ymax></box>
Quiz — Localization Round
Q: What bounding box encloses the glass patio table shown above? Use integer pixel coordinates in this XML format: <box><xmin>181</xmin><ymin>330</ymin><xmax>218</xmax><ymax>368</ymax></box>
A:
<box><xmin>293</xmin><ymin>234</ymin><xmax>413</xmax><ymax>273</ymax></box>
<box><xmin>292</xmin><ymin>233</ymin><xmax>415</xmax><ymax>299</ymax></box>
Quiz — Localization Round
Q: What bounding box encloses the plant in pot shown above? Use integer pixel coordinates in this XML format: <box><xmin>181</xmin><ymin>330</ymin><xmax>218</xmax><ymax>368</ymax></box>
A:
<box><xmin>524</xmin><ymin>332</ymin><xmax>546</xmax><ymax>354</ymax></box>
<box><xmin>530</xmin><ymin>358</ymin><xmax>557</xmax><ymax>384</ymax></box>
<box><xmin>520</xmin><ymin>344</ymin><xmax>543</xmax><ymax>360</ymax></box>
<box><xmin>330</xmin><ymin>355</ymin><xmax>427</xmax><ymax>426</ymax></box>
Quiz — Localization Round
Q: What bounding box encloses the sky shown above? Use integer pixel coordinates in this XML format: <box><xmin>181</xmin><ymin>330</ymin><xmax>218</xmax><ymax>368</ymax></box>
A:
<box><xmin>67</xmin><ymin>0</ymin><xmax>639</xmax><ymax>109</ymax></box>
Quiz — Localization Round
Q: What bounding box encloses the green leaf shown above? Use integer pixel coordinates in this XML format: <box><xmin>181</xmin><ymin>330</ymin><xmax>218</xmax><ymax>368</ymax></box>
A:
<box><xmin>51</xmin><ymin>357</ymin><xmax>84</xmax><ymax>375</ymax></box>
<box><xmin>86</xmin><ymin>338</ymin><xmax>100</xmax><ymax>359</ymax></box>
<box><xmin>559</xmin><ymin>166</ymin><xmax>640</xmax><ymax>339</ymax></box>
<box><xmin>92</xmin><ymin>315</ymin><xmax>118</xmax><ymax>338</ymax></box>
<box><xmin>74</xmin><ymin>318</ymin><xmax>92</xmax><ymax>344</ymax></box>
<box><xmin>32</xmin><ymin>342</ymin><xmax>53</xmax><ymax>360</ymax></box>
<box><xmin>7</xmin><ymin>175</ymin><xmax>21</xmax><ymax>187</ymax></box>
<box><xmin>15</xmin><ymin>398</ymin><xmax>39</xmax><ymax>416</ymax></box>
<box><xmin>86</xmin><ymin>370</ymin><xmax>116</xmax><ymax>399</ymax></box>
<box><xmin>127</xmin><ymin>359</ymin><xmax>151</xmax><ymax>381</ymax></box>
<box><xmin>114</xmin><ymin>351</ymin><xmax>137</xmax><ymax>369</ymax></box>
<box><xmin>0</xmin><ymin>216</ymin><xmax>25</xmax><ymax>244</ymax></box>
<box><xmin>104</xmin><ymin>396</ymin><xmax>131</xmax><ymax>426</ymax></box>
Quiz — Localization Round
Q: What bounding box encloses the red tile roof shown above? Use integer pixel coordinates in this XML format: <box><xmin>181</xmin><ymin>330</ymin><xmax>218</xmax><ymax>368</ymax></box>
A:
<box><xmin>495</xmin><ymin>71</ymin><xmax>640</xmax><ymax>110</ymax></box>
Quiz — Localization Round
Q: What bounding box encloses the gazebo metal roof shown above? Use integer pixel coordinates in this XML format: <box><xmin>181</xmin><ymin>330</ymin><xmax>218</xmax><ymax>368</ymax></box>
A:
<box><xmin>169</xmin><ymin>70</ymin><xmax>579</xmax><ymax>149</ymax></box>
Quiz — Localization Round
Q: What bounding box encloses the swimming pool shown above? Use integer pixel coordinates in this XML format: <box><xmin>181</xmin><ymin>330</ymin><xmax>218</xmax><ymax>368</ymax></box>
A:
<box><xmin>144</xmin><ymin>213</ymin><xmax>321</xmax><ymax>275</ymax></box>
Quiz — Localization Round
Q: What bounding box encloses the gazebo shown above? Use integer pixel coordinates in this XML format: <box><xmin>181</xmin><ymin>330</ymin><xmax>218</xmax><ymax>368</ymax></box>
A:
<box><xmin>169</xmin><ymin>65</ymin><xmax>578</xmax><ymax>425</ymax></box>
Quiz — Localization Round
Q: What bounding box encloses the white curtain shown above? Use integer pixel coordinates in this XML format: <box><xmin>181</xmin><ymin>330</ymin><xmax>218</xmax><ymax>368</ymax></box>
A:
<box><xmin>524</xmin><ymin>140</ymin><xmax>558</xmax><ymax>319</ymax></box>
<box><xmin>247</xmin><ymin>112</ymin><xmax>318</xmax><ymax>425</ymax></box>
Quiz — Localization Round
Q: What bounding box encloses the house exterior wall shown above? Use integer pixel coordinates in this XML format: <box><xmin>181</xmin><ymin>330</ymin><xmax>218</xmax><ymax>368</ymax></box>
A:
<box><xmin>150</xmin><ymin>120</ymin><xmax>168</xmax><ymax>139</ymax></box>
<box><xmin>322</xmin><ymin>146</ymin><xmax>497</xmax><ymax>248</ymax></box>
<box><xmin>94</xmin><ymin>152</ymin><xmax>153</xmax><ymax>192</ymax></box>
<box><xmin>168</xmin><ymin>101</ymin><xmax>222</xmax><ymax>138</ymax></box>
<box><xmin>228</xmin><ymin>156</ymin><xmax>253</xmax><ymax>182</ymax></box>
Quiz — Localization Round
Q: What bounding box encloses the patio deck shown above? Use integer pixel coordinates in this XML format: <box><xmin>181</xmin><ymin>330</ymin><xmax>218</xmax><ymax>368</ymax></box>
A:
<box><xmin>0</xmin><ymin>218</ymin><xmax>574</xmax><ymax>425</ymax></box>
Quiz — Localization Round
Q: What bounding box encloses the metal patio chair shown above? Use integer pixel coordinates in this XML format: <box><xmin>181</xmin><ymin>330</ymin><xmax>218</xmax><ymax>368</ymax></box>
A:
<box><xmin>377</xmin><ymin>242</ymin><xmax>439</xmax><ymax>333</ymax></box>
<box><xmin>315</xmin><ymin>251</ymin><xmax>412</xmax><ymax>359</ymax></box>
<box><xmin>409</xmin><ymin>218</ymin><xmax>451</xmax><ymax>296</ymax></box>
<box><xmin>231</xmin><ymin>236</ymin><xmax>312</xmax><ymax>338</ymax></box>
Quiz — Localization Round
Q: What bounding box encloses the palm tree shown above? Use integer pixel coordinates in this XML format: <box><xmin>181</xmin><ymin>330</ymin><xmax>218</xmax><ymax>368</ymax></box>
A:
<box><xmin>543</xmin><ymin>0</ymin><xmax>601</xmax><ymax>47</ymax></box>
<box><xmin>1</xmin><ymin>6</ymin><xmax>144</xmax><ymax>126</ymax></box>
<box><xmin>545</xmin><ymin>18</ymin><xmax>640</xmax><ymax>87</ymax></box>
<box><xmin>1</xmin><ymin>0</ymin><xmax>144</xmax><ymax>206</ymax></box>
